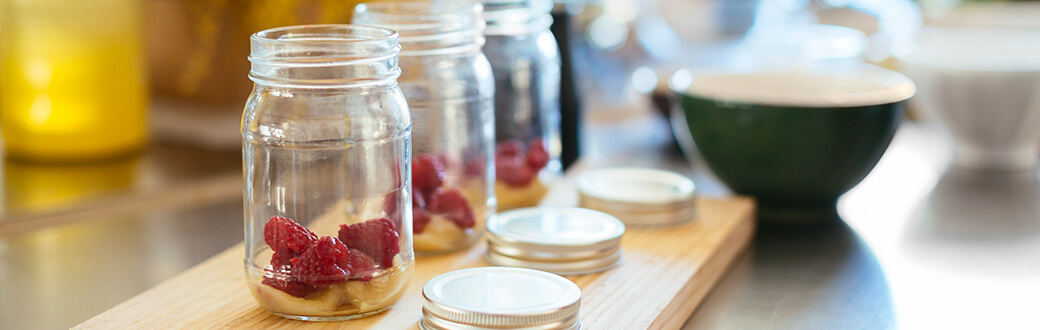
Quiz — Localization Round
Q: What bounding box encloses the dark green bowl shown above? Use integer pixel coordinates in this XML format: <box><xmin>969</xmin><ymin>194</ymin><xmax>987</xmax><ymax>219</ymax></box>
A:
<box><xmin>671</xmin><ymin>68</ymin><xmax>915</xmax><ymax>223</ymax></box>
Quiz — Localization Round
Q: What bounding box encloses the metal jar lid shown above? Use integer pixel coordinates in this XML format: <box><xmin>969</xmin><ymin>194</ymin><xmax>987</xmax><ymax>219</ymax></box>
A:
<box><xmin>421</xmin><ymin>267</ymin><xmax>582</xmax><ymax>330</ymax></box>
<box><xmin>576</xmin><ymin>167</ymin><xmax>697</xmax><ymax>226</ymax></box>
<box><xmin>486</xmin><ymin>207</ymin><xmax>625</xmax><ymax>275</ymax></box>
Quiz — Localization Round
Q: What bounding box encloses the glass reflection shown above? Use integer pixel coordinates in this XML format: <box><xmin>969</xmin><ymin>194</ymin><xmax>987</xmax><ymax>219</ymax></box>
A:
<box><xmin>3</xmin><ymin>157</ymin><xmax>139</xmax><ymax>214</ymax></box>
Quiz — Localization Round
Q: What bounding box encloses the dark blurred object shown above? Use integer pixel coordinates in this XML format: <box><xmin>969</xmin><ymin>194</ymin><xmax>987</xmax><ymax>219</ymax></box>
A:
<box><xmin>551</xmin><ymin>7</ymin><xmax>581</xmax><ymax>170</ymax></box>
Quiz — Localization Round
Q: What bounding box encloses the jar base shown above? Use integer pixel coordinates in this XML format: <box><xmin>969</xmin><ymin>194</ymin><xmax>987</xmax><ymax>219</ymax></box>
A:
<box><xmin>268</xmin><ymin>305</ymin><xmax>392</xmax><ymax>322</ymax></box>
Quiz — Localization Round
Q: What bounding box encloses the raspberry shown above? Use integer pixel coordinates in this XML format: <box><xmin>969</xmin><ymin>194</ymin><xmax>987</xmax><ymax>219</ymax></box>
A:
<box><xmin>526</xmin><ymin>138</ymin><xmax>549</xmax><ymax>170</ymax></box>
<box><xmin>496</xmin><ymin>154</ymin><xmax>536</xmax><ymax>187</ymax></box>
<box><xmin>413</xmin><ymin>207</ymin><xmax>432</xmax><ymax>233</ymax></box>
<box><xmin>384</xmin><ymin>188</ymin><xmax>425</xmax><ymax>217</ymax></box>
<box><xmin>290</xmin><ymin>236</ymin><xmax>351</xmax><ymax>286</ymax></box>
<box><xmin>270</xmin><ymin>250</ymin><xmax>295</xmax><ymax>271</ymax></box>
<box><xmin>384</xmin><ymin>189</ymin><xmax>429</xmax><ymax>234</ymax></box>
<box><xmin>429</xmin><ymin>188</ymin><xmax>476</xmax><ymax>229</ymax></box>
<box><xmin>263</xmin><ymin>216</ymin><xmax>318</xmax><ymax>256</ymax></box>
<box><xmin>338</xmin><ymin>218</ymin><xmax>400</xmax><ymax>269</ymax></box>
<box><xmin>348</xmin><ymin>248</ymin><xmax>378</xmax><ymax>281</ymax></box>
<box><xmin>497</xmin><ymin>140</ymin><xmax>524</xmax><ymax>157</ymax></box>
<box><xmin>383</xmin><ymin>190</ymin><xmax>401</xmax><ymax>221</ymax></box>
<box><xmin>413</xmin><ymin>154</ymin><xmax>447</xmax><ymax>195</ymax></box>
<box><xmin>263</xmin><ymin>271</ymin><xmax>318</xmax><ymax>298</ymax></box>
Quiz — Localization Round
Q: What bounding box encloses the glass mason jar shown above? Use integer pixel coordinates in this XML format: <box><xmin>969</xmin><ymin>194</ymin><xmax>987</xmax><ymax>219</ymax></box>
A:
<box><xmin>354</xmin><ymin>1</ymin><xmax>496</xmax><ymax>255</ymax></box>
<box><xmin>242</xmin><ymin>25</ymin><xmax>414</xmax><ymax>321</ymax></box>
<box><xmin>482</xmin><ymin>0</ymin><xmax>562</xmax><ymax>211</ymax></box>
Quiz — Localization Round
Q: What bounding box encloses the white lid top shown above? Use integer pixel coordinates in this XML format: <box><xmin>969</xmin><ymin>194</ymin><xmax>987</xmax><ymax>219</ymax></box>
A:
<box><xmin>489</xmin><ymin>207</ymin><xmax>626</xmax><ymax>246</ymax></box>
<box><xmin>576</xmin><ymin>167</ymin><xmax>695</xmax><ymax>205</ymax></box>
<box><xmin>576</xmin><ymin>167</ymin><xmax>698</xmax><ymax>226</ymax></box>
<box><xmin>421</xmin><ymin>267</ymin><xmax>581</xmax><ymax>330</ymax></box>
<box><xmin>486</xmin><ymin>207</ymin><xmax>625</xmax><ymax>275</ymax></box>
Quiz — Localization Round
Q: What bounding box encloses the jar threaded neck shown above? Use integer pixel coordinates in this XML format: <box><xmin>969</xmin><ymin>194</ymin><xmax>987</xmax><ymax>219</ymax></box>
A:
<box><xmin>353</xmin><ymin>1</ymin><xmax>485</xmax><ymax>56</ymax></box>
<box><xmin>248</xmin><ymin>25</ymin><xmax>401</xmax><ymax>88</ymax></box>
<box><xmin>482</xmin><ymin>0</ymin><xmax>553</xmax><ymax>36</ymax></box>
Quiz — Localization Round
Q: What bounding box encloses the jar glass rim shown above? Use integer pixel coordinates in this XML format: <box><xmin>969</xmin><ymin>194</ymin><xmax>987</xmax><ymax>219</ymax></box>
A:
<box><xmin>249</xmin><ymin>24</ymin><xmax>400</xmax><ymax>63</ymax></box>
<box><xmin>353</xmin><ymin>1</ymin><xmax>486</xmax><ymax>56</ymax></box>
<box><xmin>251</xmin><ymin>24</ymin><xmax>397</xmax><ymax>46</ymax></box>
<box><xmin>355</xmin><ymin>1</ymin><xmax>482</xmax><ymax>20</ymax></box>
<box><xmin>482</xmin><ymin>0</ymin><xmax>553</xmax><ymax>36</ymax></box>
<box><xmin>249</xmin><ymin>24</ymin><xmax>402</xmax><ymax>88</ymax></box>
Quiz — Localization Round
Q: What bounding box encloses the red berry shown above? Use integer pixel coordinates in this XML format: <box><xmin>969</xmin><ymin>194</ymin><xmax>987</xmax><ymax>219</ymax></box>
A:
<box><xmin>496</xmin><ymin>154</ymin><xmax>537</xmax><ymax>187</ymax></box>
<box><xmin>428</xmin><ymin>188</ymin><xmax>476</xmax><ymax>229</ymax></box>
<box><xmin>383</xmin><ymin>188</ymin><xmax>425</xmax><ymax>225</ymax></box>
<box><xmin>290</xmin><ymin>236</ymin><xmax>351</xmax><ymax>286</ymax></box>
<box><xmin>338</xmin><ymin>218</ymin><xmax>400</xmax><ymax>269</ymax></box>
<box><xmin>446</xmin><ymin>208</ymin><xmax>476</xmax><ymax>229</ymax></box>
<box><xmin>348</xmin><ymin>248</ymin><xmax>378</xmax><ymax>281</ymax></box>
<box><xmin>497</xmin><ymin>140</ymin><xmax>524</xmax><ymax>157</ymax></box>
<box><xmin>383</xmin><ymin>190</ymin><xmax>401</xmax><ymax>221</ymax></box>
<box><xmin>413</xmin><ymin>207</ymin><xmax>432</xmax><ymax>234</ymax></box>
<box><xmin>387</xmin><ymin>187</ymin><xmax>433</xmax><ymax>234</ymax></box>
<box><xmin>263</xmin><ymin>271</ymin><xmax>318</xmax><ymax>298</ymax></box>
<box><xmin>413</xmin><ymin>154</ymin><xmax>447</xmax><ymax>195</ymax></box>
<box><xmin>270</xmin><ymin>250</ymin><xmax>295</xmax><ymax>271</ymax></box>
<box><xmin>526</xmin><ymin>139</ymin><xmax>549</xmax><ymax>170</ymax></box>
<box><xmin>264</xmin><ymin>216</ymin><xmax>318</xmax><ymax>256</ymax></box>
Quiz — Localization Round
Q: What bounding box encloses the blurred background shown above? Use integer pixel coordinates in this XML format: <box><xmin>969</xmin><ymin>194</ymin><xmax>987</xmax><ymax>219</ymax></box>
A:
<box><xmin>2</xmin><ymin>0</ymin><xmax>1040</xmax><ymax>329</ymax></box>
<box><xmin>2</xmin><ymin>0</ymin><xmax>1037</xmax><ymax>211</ymax></box>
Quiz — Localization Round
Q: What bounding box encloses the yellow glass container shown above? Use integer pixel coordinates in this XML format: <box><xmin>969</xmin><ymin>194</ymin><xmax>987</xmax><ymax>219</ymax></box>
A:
<box><xmin>1</xmin><ymin>0</ymin><xmax>148</xmax><ymax>162</ymax></box>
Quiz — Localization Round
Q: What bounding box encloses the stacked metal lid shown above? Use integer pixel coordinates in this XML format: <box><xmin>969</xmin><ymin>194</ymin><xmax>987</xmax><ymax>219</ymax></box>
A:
<box><xmin>421</xmin><ymin>267</ymin><xmax>581</xmax><ymax>330</ymax></box>
<box><xmin>486</xmin><ymin>207</ymin><xmax>625</xmax><ymax>275</ymax></box>
<box><xmin>576</xmin><ymin>167</ymin><xmax>697</xmax><ymax>226</ymax></box>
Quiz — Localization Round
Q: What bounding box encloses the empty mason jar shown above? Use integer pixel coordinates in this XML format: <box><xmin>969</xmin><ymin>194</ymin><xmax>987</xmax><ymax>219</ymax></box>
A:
<box><xmin>354</xmin><ymin>1</ymin><xmax>495</xmax><ymax>255</ymax></box>
<box><xmin>483</xmin><ymin>0</ymin><xmax>562</xmax><ymax>211</ymax></box>
<box><xmin>242</xmin><ymin>25</ymin><xmax>414</xmax><ymax>321</ymax></box>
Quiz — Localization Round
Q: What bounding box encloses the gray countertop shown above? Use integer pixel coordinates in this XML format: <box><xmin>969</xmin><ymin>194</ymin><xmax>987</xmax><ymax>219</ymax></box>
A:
<box><xmin>1</xmin><ymin>116</ymin><xmax>1038</xmax><ymax>329</ymax></box>
<box><xmin>681</xmin><ymin>122</ymin><xmax>1040</xmax><ymax>330</ymax></box>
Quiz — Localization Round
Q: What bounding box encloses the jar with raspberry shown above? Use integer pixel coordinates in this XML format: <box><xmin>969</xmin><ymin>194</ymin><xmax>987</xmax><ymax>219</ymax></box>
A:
<box><xmin>242</xmin><ymin>25</ymin><xmax>413</xmax><ymax>320</ymax></box>
<box><xmin>354</xmin><ymin>1</ymin><xmax>495</xmax><ymax>254</ymax></box>
<box><xmin>482</xmin><ymin>0</ymin><xmax>561</xmax><ymax>210</ymax></box>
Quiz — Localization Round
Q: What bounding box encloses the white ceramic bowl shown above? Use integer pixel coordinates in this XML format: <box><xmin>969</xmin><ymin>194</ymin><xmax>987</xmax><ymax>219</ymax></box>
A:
<box><xmin>897</xmin><ymin>27</ymin><xmax>1040</xmax><ymax>171</ymax></box>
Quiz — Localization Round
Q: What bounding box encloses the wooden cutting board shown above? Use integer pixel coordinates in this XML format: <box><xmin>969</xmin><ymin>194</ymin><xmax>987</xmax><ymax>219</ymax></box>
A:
<box><xmin>75</xmin><ymin>166</ymin><xmax>755</xmax><ymax>330</ymax></box>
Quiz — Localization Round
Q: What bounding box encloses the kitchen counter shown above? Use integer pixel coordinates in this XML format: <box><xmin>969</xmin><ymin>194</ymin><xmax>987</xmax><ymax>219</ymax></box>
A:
<box><xmin>1</xmin><ymin>113</ymin><xmax>1038</xmax><ymax>329</ymax></box>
